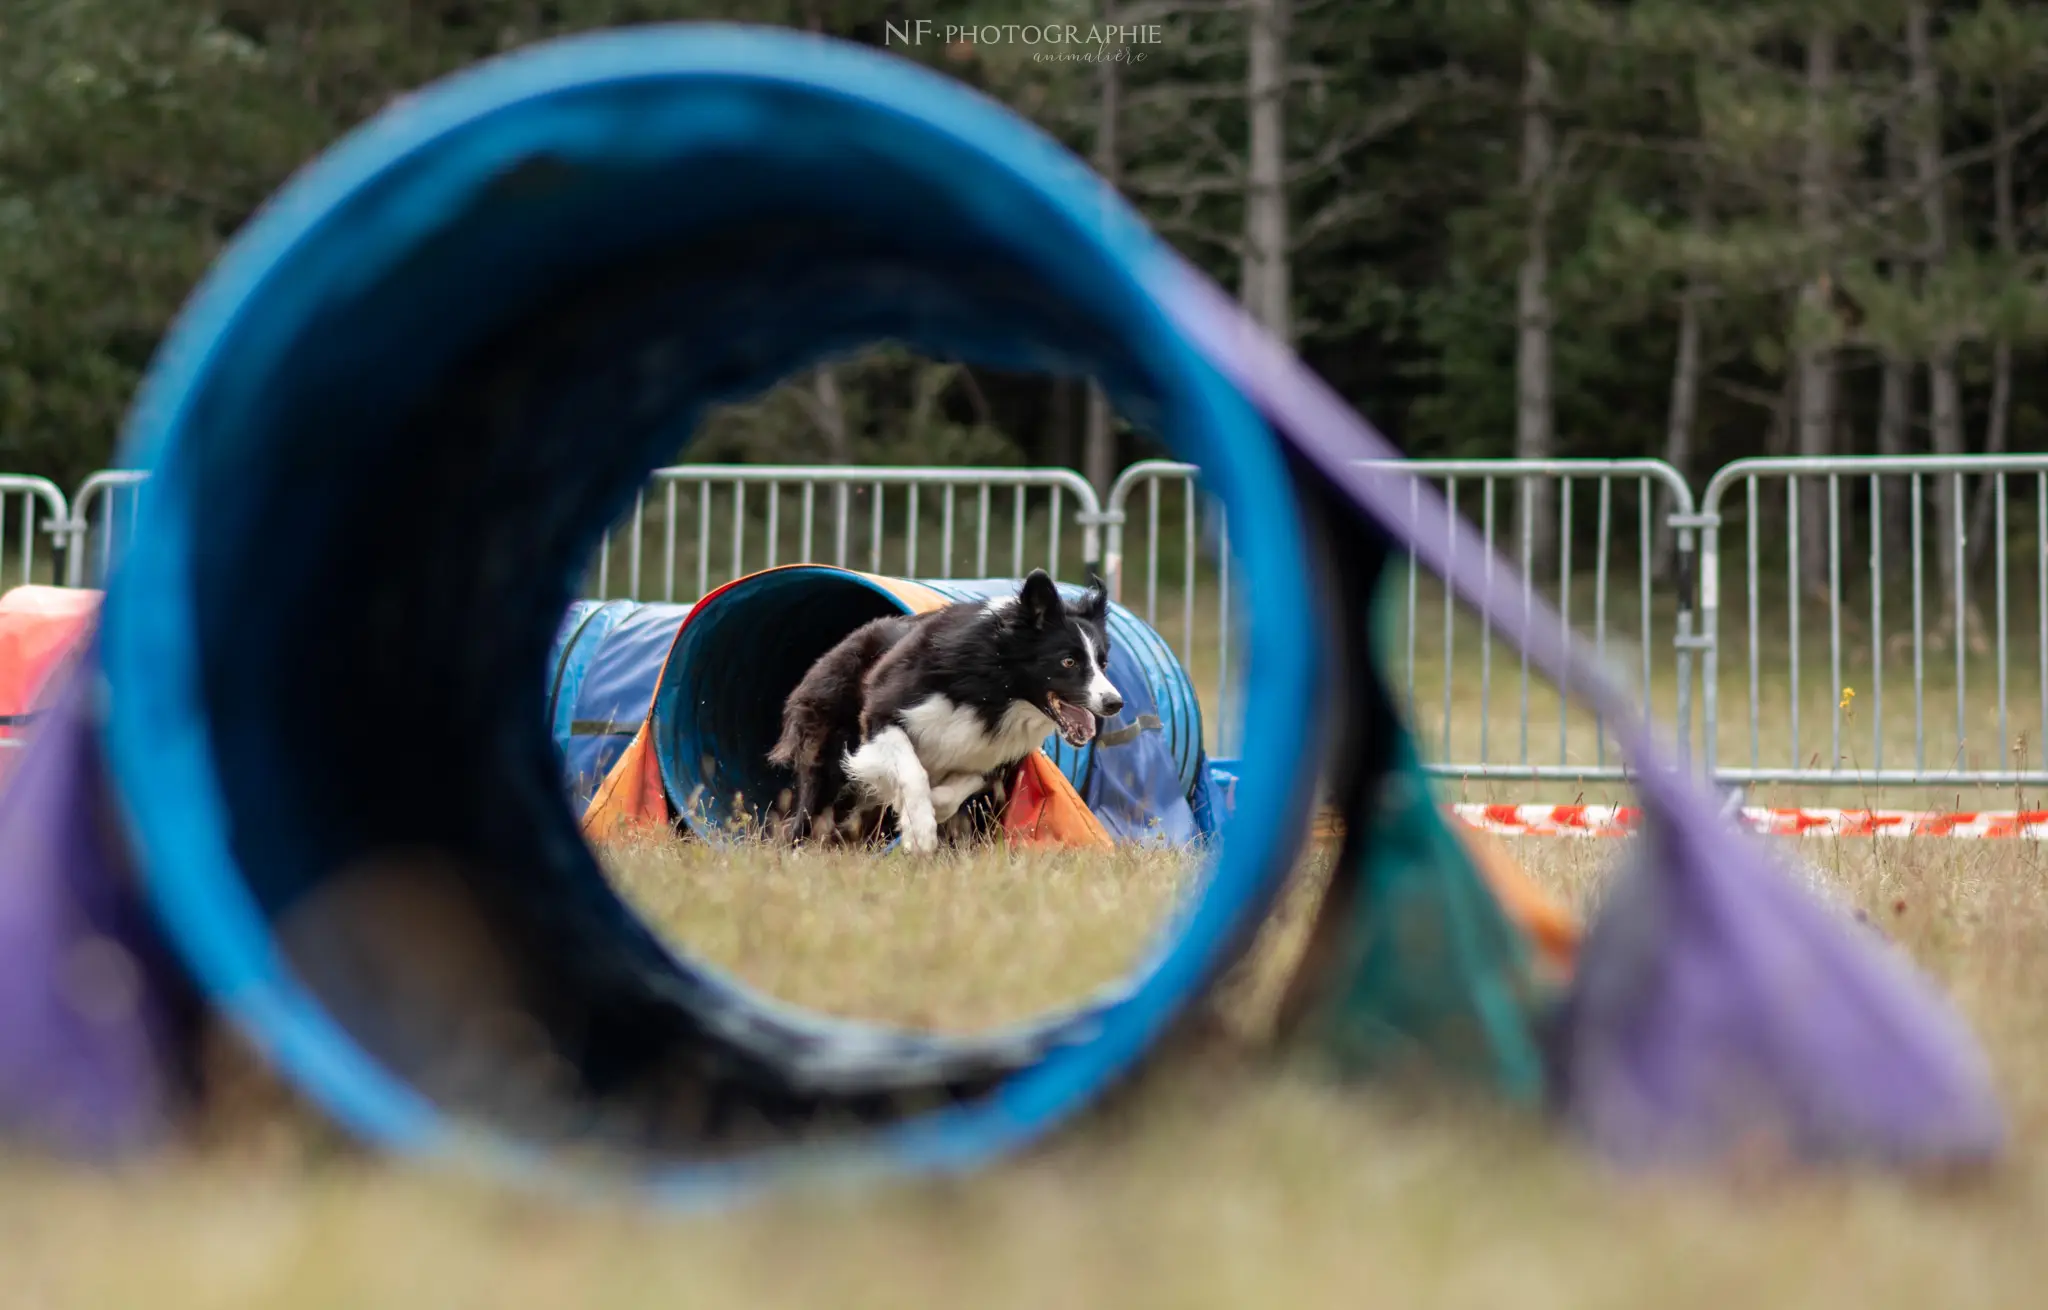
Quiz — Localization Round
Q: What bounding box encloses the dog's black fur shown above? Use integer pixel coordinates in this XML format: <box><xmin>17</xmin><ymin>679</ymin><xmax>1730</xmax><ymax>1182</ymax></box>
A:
<box><xmin>768</xmin><ymin>570</ymin><xmax>1122</xmax><ymax>849</ymax></box>
<box><xmin>764</xmin><ymin>613</ymin><xmax>915</xmax><ymax>844</ymax></box>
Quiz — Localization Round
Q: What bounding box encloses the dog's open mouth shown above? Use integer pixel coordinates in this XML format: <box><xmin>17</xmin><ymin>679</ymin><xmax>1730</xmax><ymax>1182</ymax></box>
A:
<box><xmin>1047</xmin><ymin>695</ymin><xmax>1098</xmax><ymax>747</ymax></box>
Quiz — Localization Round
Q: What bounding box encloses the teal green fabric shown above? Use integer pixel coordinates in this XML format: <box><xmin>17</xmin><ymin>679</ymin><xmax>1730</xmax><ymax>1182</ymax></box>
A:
<box><xmin>1300</xmin><ymin>725</ymin><xmax>1550</xmax><ymax>1104</ymax></box>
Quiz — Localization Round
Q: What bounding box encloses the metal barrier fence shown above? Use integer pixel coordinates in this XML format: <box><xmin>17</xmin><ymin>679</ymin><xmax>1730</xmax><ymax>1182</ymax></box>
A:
<box><xmin>64</xmin><ymin>469</ymin><xmax>148</xmax><ymax>589</ymax></box>
<box><xmin>586</xmin><ymin>465</ymin><xmax>1105</xmax><ymax>601</ymax></box>
<box><xmin>1699</xmin><ymin>454</ymin><xmax>2048</xmax><ymax>788</ymax></box>
<box><xmin>0</xmin><ymin>475</ymin><xmax>70</xmax><ymax>591</ymax></box>
<box><xmin>24</xmin><ymin>454</ymin><xmax>2048</xmax><ymax>791</ymax></box>
<box><xmin>56</xmin><ymin>464</ymin><xmax>1108</xmax><ymax>598</ymax></box>
<box><xmin>0</xmin><ymin>474</ymin><xmax>72</xmax><ymax>752</ymax></box>
<box><xmin>1103</xmin><ymin>458</ymin><xmax>1700</xmax><ymax>774</ymax></box>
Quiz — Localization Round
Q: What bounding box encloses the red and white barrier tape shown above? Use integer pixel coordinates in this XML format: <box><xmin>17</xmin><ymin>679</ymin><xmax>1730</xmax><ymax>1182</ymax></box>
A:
<box><xmin>1453</xmin><ymin>803</ymin><xmax>2048</xmax><ymax>840</ymax></box>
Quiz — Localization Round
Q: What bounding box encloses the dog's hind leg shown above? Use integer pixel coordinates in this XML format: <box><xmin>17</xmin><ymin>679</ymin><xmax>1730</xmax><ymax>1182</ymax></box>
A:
<box><xmin>844</xmin><ymin>727</ymin><xmax>938</xmax><ymax>854</ymax></box>
<box><xmin>837</xmin><ymin>808</ymin><xmax>870</xmax><ymax>845</ymax></box>
<box><xmin>940</xmin><ymin>810</ymin><xmax>978</xmax><ymax>846</ymax></box>
<box><xmin>788</xmin><ymin>728</ymin><xmax>862</xmax><ymax>846</ymax></box>
<box><xmin>807</xmin><ymin>806</ymin><xmax>839</xmax><ymax>844</ymax></box>
<box><xmin>769</xmin><ymin>787</ymin><xmax>801</xmax><ymax>844</ymax></box>
<box><xmin>929</xmin><ymin>773</ymin><xmax>989</xmax><ymax>825</ymax></box>
<box><xmin>784</xmin><ymin>768</ymin><xmax>828</xmax><ymax>846</ymax></box>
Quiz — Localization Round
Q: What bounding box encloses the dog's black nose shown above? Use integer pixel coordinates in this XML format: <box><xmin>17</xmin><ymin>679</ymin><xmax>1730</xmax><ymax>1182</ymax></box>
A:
<box><xmin>1101</xmin><ymin>693</ymin><xmax>1124</xmax><ymax>718</ymax></box>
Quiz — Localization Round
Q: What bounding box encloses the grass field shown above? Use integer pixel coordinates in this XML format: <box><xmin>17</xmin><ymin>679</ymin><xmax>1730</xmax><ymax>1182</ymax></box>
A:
<box><xmin>6</xmin><ymin>830</ymin><xmax>2048</xmax><ymax>1310</ymax></box>
<box><xmin>8</xmin><ymin>480</ymin><xmax>2046</xmax><ymax>1306</ymax></box>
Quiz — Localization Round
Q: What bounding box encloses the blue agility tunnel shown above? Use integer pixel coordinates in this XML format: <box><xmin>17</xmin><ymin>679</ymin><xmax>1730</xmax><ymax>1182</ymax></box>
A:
<box><xmin>587</xmin><ymin>566</ymin><xmax>1218</xmax><ymax>846</ymax></box>
<box><xmin>545</xmin><ymin>599</ymin><xmax>693</xmax><ymax>811</ymax></box>
<box><xmin>84</xmin><ymin>26</ymin><xmax>1325</xmax><ymax>1202</ymax></box>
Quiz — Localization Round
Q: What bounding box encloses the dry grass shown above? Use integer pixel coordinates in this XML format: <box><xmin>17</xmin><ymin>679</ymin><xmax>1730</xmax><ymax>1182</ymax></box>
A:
<box><xmin>5</xmin><ymin>834</ymin><xmax>2048</xmax><ymax>1310</ymax></box>
<box><xmin>601</xmin><ymin>834</ymin><xmax>1207</xmax><ymax>1033</ymax></box>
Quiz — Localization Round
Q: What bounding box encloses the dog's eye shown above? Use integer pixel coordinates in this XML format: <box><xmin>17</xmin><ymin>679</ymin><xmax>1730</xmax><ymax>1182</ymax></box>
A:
<box><xmin>1062</xmin><ymin>657</ymin><xmax>1077</xmax><ymax>668</ymax></box>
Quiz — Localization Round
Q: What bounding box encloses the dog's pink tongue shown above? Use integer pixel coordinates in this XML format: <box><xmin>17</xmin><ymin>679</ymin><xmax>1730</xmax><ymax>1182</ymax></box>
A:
<box><xmin>1054</xmin><ymin>700</ymin><xmax>1097</xmax><ymax>743</ymax></box>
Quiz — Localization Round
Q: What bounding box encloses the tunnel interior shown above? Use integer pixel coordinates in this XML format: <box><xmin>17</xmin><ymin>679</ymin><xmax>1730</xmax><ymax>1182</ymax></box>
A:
<box><xmin>655</xmin><ymin>568</ymin><xmax>913</xmax><ymax>836</ymax></box>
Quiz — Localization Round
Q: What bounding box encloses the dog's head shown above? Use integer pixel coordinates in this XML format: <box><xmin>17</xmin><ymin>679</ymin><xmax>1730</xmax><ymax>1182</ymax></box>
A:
<box><xmin>996</xmin><ymin>569</ymin><xmax>1123</xmax><ymax>747</ymax></box>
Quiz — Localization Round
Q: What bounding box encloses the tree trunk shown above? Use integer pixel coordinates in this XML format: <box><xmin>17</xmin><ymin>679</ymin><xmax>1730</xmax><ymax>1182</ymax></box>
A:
<box><xmin>1907</xmin><ymin>2</ymin><xmax>1982</xmax><ymax>649</ymax></box>
<box><xmin>1765</xmin><ymin>371</ymin><xmax>1795</xmax><ymax>458</ymax></box>
<box><xmin>1792</xmin><ymin>23</ymin><xmax>1835</xmax><ymax>597</ymax></box>
<box><xmin>1968</xmin><ymin>85</ymin><xmax>2017</xmax><ymax>568</ymax></box>
<box><xmin>1515</xmin><ymin>45</ymin><xmax>1556</xmax><ymax>570</ymax></box>
<box><xmin>812</xmin><ymin>365</ymin><xmax>849</xmax><ymax>463</ymax></box>
<box><xmin>1874</xmin><ymin>82</ymin><xmax>1912</xmax><ymax>556</ymax></box>
<box><xmin>1654</xmin><ymin>268</ymin><xmax>1702</xmax><ymax>580</ymax></box>
<box><xmin>1875</xmin><ymin>353</ymin><xmax>1911</xmax><ymax>557</ymax></box>
<box><xmin>1046</xmin><ymin>375</ymin><xmax>1076</xmax><ymax>472</ymax></box>
<box><xmin>907</xmin><ymin>363</ymin><xmax>952</xmax><ymax>445</ymax></box>
<box><xmin>1082</xmin><ymin>1</ymin><xmax>1124</xmax><ymax>500</ymax></box>
<box><xmin>1084</xmin><ymin>386</ymin><xmax>1117</xmax><ymax>507</ymax></box>
<box><xmin>1242</xmin><ymin>0</ymin><xmax>1292</xmax><ymax>340</ymax></box>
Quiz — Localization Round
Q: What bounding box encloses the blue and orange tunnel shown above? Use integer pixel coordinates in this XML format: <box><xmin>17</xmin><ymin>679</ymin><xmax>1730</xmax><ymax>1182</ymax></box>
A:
<box><xmin>553</xmin><ymin>566</ymin><xmax>1216</xmax><ymax>852</ymax></box>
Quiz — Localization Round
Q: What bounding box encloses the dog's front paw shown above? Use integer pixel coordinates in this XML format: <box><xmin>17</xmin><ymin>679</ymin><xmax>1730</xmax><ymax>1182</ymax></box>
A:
<box><xmin>899</xmin><ymin>817</ymin><xmax>940</xmax><ymax>855</ymax></box>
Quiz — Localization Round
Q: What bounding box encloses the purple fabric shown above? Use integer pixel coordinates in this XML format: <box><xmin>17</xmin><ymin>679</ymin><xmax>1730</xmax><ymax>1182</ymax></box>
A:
<box><xmin>1558</xmin><ymin>823</ymin><xmax>2004</xmax><ymax>1167</ymax></box>
<box><xmin>0</xmin><ymin>653</ymin><xmax>188</xmax><ymax>1156</ymax></box>
<box><xmin>1155</xmin><ymin>260</ymin><xmax>2005</xmax><ymax>1169</ymax></box>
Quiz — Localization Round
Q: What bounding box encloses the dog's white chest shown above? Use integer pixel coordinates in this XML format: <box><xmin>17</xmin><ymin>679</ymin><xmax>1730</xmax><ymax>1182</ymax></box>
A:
<box><xmin>898</xmin><ymin>695</ymin><xmax>1052</xmax><ymax>777</ymax></box>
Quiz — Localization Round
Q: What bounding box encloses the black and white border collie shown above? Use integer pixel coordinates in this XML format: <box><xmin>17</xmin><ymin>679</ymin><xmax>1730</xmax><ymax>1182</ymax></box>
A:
<box><xmin>768</xmin><ymin>570</ymin><xmax>1124</xmax><ymax>853</ymax></box>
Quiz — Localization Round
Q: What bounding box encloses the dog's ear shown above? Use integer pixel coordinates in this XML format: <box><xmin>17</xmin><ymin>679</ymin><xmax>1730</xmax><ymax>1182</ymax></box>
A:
<box><xmin>1079</xmin><ymin>573</ymin><xmax>1110</xmax><ymax>622</ymax></box>
<box><xmin>1018</xmin><ymin>569</ymin><xmax>1061</xmax><ymax>628</ymax></box>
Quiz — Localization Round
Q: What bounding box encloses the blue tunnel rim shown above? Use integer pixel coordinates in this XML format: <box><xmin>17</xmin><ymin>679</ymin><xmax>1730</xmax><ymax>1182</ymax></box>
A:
<box><xmin>97</xmin><ymin>23</ymin><xmax>1324</xmax><ymax>1205</ymax></box>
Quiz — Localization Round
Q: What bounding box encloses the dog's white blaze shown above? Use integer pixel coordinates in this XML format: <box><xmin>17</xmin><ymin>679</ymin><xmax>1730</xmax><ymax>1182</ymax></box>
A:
<box><xmin>1077</xmin><ymin>623</ymin><xmax>1120</xmax><ymax>715</ymax></box>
